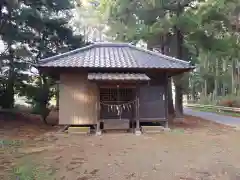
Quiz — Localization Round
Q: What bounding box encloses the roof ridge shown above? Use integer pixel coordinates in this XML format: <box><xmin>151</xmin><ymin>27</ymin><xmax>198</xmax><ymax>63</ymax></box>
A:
<box><xmin>93</xmin><ymin>42</ymin><xmax>131</xmax><ymax>47</ymax></box>
<box><xmin>127</xmin><ymin>44</ymin><xmax>190</xmax><ymax>65</ymax></box>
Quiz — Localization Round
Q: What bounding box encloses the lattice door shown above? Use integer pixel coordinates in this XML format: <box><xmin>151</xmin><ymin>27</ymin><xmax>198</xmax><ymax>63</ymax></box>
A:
<box><xmin>100</xmin><ymin>88</ymin><xmax>135</xmax><ymax>119</ymax></box>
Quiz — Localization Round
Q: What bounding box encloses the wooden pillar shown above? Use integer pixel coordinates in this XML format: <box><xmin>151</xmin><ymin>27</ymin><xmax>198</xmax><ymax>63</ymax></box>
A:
<box><xmin>165</xmin><ymin>73</ymin><xmax>169</xmax><ymax>128</ymax></box>
<box><xmin>96</xmin><ymin>86</ymin><xmax>102</xmax><ymax>135</ymax></box>
<box><xmin>135</xmin><ymin>98</ymin><xmax>140</xmax><ymax>129</ymax></box>
<box><xmin>135</xmin><ymin>85</ymin><xmax>141</xmax><ymax>135</ymax></box>
<box><xmin>96</xmin><ymin>114</ymin><xmax>101</xmax><ymax>135</ymax></box>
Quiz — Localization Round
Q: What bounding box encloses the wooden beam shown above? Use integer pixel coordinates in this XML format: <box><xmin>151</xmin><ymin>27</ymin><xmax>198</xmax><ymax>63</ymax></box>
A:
<box><xmin>139</xmin><ymin>118</ymin><xmax>166</xmax><ymax>122</ymax></box>
<box><xmin>99</xmin><ymin>84</ymin><xmax>136</xmax><ymax>89</ymax></box>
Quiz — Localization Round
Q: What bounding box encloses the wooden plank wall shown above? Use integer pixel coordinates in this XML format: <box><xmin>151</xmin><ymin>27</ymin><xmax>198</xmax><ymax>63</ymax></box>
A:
<box><xmin>59</xmin><ymin>73</ymin><xmax>98</xmax><ymax>125</ymax></box>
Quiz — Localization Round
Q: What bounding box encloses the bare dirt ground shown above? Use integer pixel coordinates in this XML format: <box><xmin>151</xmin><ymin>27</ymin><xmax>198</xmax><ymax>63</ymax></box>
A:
<box><xmin>1</xmin><ymin>113</ymin><xmax>240</xmax><ymax>180</ymax></box>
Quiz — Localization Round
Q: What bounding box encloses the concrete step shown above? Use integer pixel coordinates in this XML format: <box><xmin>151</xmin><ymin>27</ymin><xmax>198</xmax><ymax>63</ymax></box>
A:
<box><xmin>67</xmin><ymin>127</ymin><xmax>90</xmax><ymax>134</ymax></box>
<box><xmin>141</xmin><ymin>126</ymin><xmax>170</xmax><ymax>133</ymax></box>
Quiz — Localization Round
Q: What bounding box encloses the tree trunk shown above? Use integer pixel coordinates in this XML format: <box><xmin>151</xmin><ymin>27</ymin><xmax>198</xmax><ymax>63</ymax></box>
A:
<box><xmin>190</xmin><ymin>78</ymin><xmax>195</xmax><ymax>101</ymax></box>
<box><xmin>237</xmin><ymin>60</ymin><xmax>240</xmax><ymax>95</ymax></box>
<box><xmin>204</xmin><ymin>80</ymin><xmax>207</xmax><ymax>96</ymax></box>
<box><xmin>4</xmin><ymin>47</ymin><xmax>15</xmax><ymax>109</ymax></box>
<box><xmin>3</xmin><ymin>8</ymin><xmax>15</xmax><ymax>109</ymax></box>
<box><xmin>204</xmin><ymin>54</ymin><xmax>208</xmax><ymax>96</ymax></box>
<box><xmin>175</xmin><ymin>86</ymin><xmax>183</xmax><ymax>117</ymax></box>
<box><xmin>173</xmin><ymin>24</ymin><xmax>184</xmax><ymax>118</ymax></box>
<box><xmin>40</xmin><ymin>74</ymin><xmax>49</xmax><ymax>125</ymax></box>
<box><xmin>168</xmin><ymin>78</ymin><xmax>175</xmax><ymax>116</ymax></box>
<box><xmin>160</xmin><ymin>35</ymin><xmax>175</xmax><ymax>117</ymax></box>
<box><xmin>56</xmin><ymin>83</ymin><xmax>59</xmax><ymax>110</ymax></box>
<box><xmin>174</xmin><ymin>86</ymin><xmax>184</xmax><ymax>119</ymax></box>
<box><xmin>169</xmin><ymin>2</ymin><xmax>185</xmax><ymax>118</ymax></box>
<box><xmin>232</xmin><ymin>60</ymin><xmax>236</xmax><ymax>95</ymax></box>
<box><xmin>214</xmin><ymin>59</ymin><xmax>219</xmax><ymax>97</ymax></box>
<box><xmin>5</xmin><ymin>72</ymin><xmax>15</xmax><ymax>108</ymax></box>
<box><xmin>147</xmin><ymin>40</ymin><xmax>154</xmax><ymax>50</ymax></box>
<box><xmin>174</xmin><ymin>76</ymin><xmax>184</xmax><ymax>118</ymax></box>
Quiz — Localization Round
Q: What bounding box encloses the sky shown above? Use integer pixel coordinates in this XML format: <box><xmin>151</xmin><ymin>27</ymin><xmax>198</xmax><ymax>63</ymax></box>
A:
<box><xmin>0</xmin><ymin>39</ymin><xmax>4</xmax><ymax>52</ymax></box>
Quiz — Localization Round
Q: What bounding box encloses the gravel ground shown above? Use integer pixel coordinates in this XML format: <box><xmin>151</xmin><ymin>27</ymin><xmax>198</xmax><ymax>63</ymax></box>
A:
<box><xmin>1</xmin><ymin>116</ymin><xmax>240</xmax><ymax>180</ymax></box>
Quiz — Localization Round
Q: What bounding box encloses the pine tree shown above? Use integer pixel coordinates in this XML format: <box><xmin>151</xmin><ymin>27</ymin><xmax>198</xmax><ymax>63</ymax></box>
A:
<box><xmin>0</xmin><ymin>0</ymin><xmax>87</xmax><ymax>123</ymax></box>
<box><xmin>99</xmin><ymin>0</ymin><xmax>240</xmax><ymax>111</ymax></box>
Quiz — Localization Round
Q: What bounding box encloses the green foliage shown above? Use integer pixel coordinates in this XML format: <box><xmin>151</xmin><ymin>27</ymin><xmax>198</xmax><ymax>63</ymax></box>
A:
<box><xmin>197</xmin><ymin>93</ymin><xmax>240</xmax><ymax>107</ymax></box>
<box><xmin>19</xmin><ymin>76</ymin><xmax>55</xmax><ymax>123</ymax></box>
<box><xmin>98</xmin><ymin>0</ymin><xmax>240</xmax><ymax>113</ymax></box>
<box><xmin>198</xmin><ymin>94</ymin><xmax>218</xmax><ymax>105</ymax></box>
<box><xmin>0</xmin><ymin>0</ymin><xmax>87</xmax><ymax>114</ymax></box>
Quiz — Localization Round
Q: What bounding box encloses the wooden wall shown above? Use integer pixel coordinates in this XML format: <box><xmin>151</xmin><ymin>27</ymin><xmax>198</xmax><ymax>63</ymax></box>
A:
<box><xmin>58</xmin><ymin>71</ymin><xmax>167</xmax><ymax>125</ymax></box>
<box><xmin>59</xmin><ymin>72</ymin><xmax>98</xmax><ymax>125</ymax></box>
<box><xmin>138</xmin><ymin>86</ymin><xmax>166</xmax><ymax>121</ymax></box>
<box><xmin>138</xmin><ymin>72</ymin><xmax>167</xmax><ymax>121</ymax></box>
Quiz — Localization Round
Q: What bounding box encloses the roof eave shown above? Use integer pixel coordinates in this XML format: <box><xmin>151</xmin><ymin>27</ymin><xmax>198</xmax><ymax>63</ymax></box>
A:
<box><xmin>37</xmin><ymin>65</ymin><xmax>194</xmax><ymax>71</ymax></box>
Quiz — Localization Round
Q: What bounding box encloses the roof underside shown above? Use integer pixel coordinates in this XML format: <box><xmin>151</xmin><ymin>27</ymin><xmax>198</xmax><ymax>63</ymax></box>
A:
<box><xmin>38</xmin><ymin>42</ymin><xmax>193</xmax><ymax>70</ymax></box>
<box><xmin>88</xmin><ymin>73</ymin><xmax>150</xmax><ymax>81</ymax></box>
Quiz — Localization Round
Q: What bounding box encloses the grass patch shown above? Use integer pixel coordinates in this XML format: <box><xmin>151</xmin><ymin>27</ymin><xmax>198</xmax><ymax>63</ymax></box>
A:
<box><xmin>191</xmin><ymin>107</ymin><xmax>240</xmax><ymax>117</ymax></box>
<box><xmin>1</xmin><ymin>141</ymin><xmax>56</xmax><ymax>180</ymax></box>
<box><xmin>11</xmin><ymin>159</ymin><xmax>56</xmax><ymax>180</ymax></box>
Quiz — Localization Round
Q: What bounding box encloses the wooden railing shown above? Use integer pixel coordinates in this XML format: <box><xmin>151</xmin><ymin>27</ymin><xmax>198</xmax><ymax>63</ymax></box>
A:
<box><xmin>185</xmin><ymin>104</ymin><xmax>240</xmax><ymax>113</ymax></box>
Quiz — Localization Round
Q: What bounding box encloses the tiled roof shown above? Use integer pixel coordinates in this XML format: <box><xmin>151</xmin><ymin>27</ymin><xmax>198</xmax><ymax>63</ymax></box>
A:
<box><xmin>38</xmin><ymin>42</ymin><xmax>193</xmax><ymax>69</ymax></box>
<box><xmin>88</xmin><ymin>73</ymin><xmax>150</xmax><ymax>81</ymax></box>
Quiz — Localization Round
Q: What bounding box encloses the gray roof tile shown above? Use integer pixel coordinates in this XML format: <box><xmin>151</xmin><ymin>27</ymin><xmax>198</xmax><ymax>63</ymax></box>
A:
<box><xmin>38</xmin><ymin>42</ymin><xmax>193</xmax><ymax>69</ymax></box>
<box><xmin>88</xmin><ymin>73</ymin><xmax>150</xmax><ymax>81</ymax></box>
